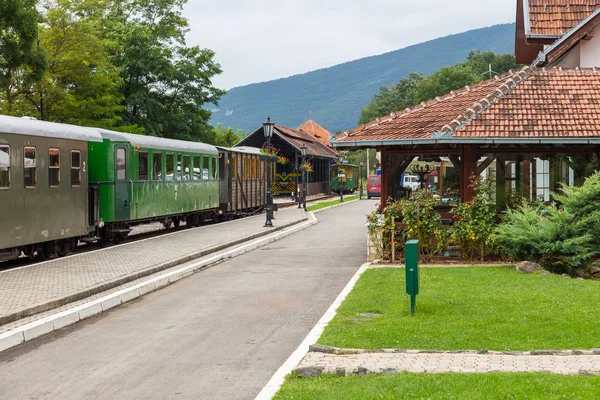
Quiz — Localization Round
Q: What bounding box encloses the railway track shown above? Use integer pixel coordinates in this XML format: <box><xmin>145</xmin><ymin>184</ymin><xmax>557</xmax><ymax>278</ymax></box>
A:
<box><xmin>0</xmin><ymin>194</ymin><xmax>337</xmax><ymax>271</ymax></box>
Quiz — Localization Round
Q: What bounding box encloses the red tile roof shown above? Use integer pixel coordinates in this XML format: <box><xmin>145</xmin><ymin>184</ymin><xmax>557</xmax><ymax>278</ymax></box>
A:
<box><xmin>274</xmin><ymin>124</ymin><xmax>338</xmax><ymax>159</ymax></box>
<box><xmin>527</xmin><ymin>0</ymin><xmax>600</xmax><ymax>37</ymax></box>
<box><xmin>297</xmin><ymin>120</ymin><xmax>334</xmax><ymax>148</ymax></box>
<box><xmin>336</xmin><ymin>67</ymin><xmax>600</xmax><ymax>143</ymax></box>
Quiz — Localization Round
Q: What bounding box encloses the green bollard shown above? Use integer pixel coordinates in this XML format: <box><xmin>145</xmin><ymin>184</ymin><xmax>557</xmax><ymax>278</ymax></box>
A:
<box><xmin>405</xmin><ymin>240</ymin><xmax>420</xmax><ymax>315</ymax></box>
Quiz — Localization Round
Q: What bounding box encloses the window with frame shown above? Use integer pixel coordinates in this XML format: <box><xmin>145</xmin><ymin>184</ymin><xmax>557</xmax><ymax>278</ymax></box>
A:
<box><xmin>166</xmin><ymin>153</ymin><xmax>174</xmax><ymax>181</ymax></box>
<box><xmin>24</xmin><ymin>146</ymin><xmax>36</xmax><ymax>187</ymax></box>
<box><xmin>183</xmin><ymin>155</ymin><xmax>190</xmax><ymax>180</ymax></box>
<box><xmin>0</xmin><ymin>145</ymin><xmax>9</xmax><ymax>188</ymax></box>
<box><xmin>116</xmin><ymin>148</ymin><xmax>126</xmax><ymax>180</ymax></box>
<box><xmin>49</xmin><ymin>148</ymin><xmax>60</xmax><ymax>187</ymax></box>
<box><xmin>202</xmin><ymin>156</ymin><xmax>209</xmax><ymax>180</ymax></box>
<box><xmin>71</xmin><ymin>150</ymin><xmax>81</xmax><ymax>186</ymax></box>
<box><xmin>193</xmin><ymin>156</ymin><xmax>201</xmax><ymax>180</ymax></box>
<box><xmin>139</xmin><ymin>151</ymin><xmax>149</xmax><ymax>180</ymax></box>
<box><xmin>153</xmin><ymin>152</ymin><xmax>162</xmax><ymax>180</ymax></box>
<box><xmin>212</xmin><ymin>157</ymin><xmax>218</xmax><ymax>179</ymax></box>
<box><xmin>177</xmin><ymin>154</ymin><xmax>183</xmax><ymax>180</ymax></box>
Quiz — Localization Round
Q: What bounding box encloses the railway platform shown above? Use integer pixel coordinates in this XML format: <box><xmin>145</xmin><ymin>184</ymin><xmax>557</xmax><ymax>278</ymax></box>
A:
<box><xmin>0</xmin><ymin>207</ymin><xmax>307</xmax><ymax>332</ymax></box>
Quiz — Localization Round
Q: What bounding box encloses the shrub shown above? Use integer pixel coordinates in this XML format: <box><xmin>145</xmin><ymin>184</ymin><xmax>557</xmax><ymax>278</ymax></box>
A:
<box><xmin>493</xmin><ymin>173</ymin><xmax>600</xmax><ymax>272</ymax></box>
<box><xmin>399</xmin><ymin>189</ymin><xmax>447</xmax><ymax>261</ymax></box>
<box><xmin>452</xmin><ymin>176</ymin><xmax>496</xmax><ymax>260</ymax></box>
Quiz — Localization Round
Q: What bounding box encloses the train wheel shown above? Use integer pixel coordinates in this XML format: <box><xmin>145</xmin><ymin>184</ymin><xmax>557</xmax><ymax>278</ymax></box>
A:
<box><xmin>173</xmin><ymin>219</ymin><xmax>181</xmax><ymax>229</ymax></box>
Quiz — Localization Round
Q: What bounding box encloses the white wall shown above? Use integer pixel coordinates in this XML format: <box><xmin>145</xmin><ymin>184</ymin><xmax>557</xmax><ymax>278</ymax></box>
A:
<box><xmin>580</xmin><ymin>25</ymin><xmax>600</xmax><ymax>67</ymax></box>
<box><xmin>553</xmin><ymin>43</ymin><xmax>581</xmax><ymax>67</ymax></box>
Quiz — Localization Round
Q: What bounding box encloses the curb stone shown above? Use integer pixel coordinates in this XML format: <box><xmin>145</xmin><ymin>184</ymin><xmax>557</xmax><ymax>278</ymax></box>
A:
<box><xmin>0</xmin><ymin>214</ymin><xmax>318</xmax><ymax>354</ymax></box>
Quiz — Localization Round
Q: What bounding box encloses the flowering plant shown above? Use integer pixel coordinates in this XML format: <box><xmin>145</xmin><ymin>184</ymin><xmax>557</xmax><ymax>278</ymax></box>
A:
<box><xmin>260</xmin><ymin>146</ymin><xmax>288</xmax><ymax>165</ymax></box>
<box><xmin>301</xmin><ymin>162</ymin><xmax>313</xmax><ymax>172</ymax></box>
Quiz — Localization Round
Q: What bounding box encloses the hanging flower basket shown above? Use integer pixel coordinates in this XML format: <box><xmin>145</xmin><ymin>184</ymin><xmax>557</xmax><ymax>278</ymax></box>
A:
<box><xmin>261</xmin><ymin>146</ymin><xmax>288</xmax><ymax>164</ymax></box>
<box><xmin>277</xmin><ymin>155</ymin><xmax>289</xmax><ymax>165</ymax></box>
<box><xmin>301</xmin><ymin>162</ymin><xmax>313</xmax><ymax>172</ymax></box>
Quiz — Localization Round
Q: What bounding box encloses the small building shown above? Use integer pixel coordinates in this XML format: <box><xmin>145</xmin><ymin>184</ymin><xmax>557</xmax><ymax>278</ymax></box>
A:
<box><xmin>236</xmin><ymin>123</ymin><xmax>338</xmax><ymax>196</ymax></box>
<box><xmin>297</xmin><ymin>119</ymin><xmax>336</xmax><ymax>150</ymax></box>
<box><xmin>334</xmin><ymin>1</ymin><xmax>600</xmax><ymax>209</ymax></box>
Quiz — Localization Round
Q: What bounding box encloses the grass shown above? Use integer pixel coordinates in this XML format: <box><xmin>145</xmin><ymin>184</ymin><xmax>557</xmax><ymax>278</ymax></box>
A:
<box><xmin>318</xmin><ymin>267</ymin><xmax>600</xmax><ymax>351</ymax></box>
<box><xmin>274</xmin><ymin>373</ymin><xmax>600</xmax><ymax>399</ymax></box>
<box><xmin>306</xmin><ymin>195</ymin><xmax>359</xmax><ymax>212</ymax></box>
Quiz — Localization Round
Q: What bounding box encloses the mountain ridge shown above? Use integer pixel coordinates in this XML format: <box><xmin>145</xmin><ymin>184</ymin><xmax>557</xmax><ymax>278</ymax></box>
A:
<box><xmin>210</xmin><ymin>23</ymin><xmax>516</xmax><ymax>133</ymax></box>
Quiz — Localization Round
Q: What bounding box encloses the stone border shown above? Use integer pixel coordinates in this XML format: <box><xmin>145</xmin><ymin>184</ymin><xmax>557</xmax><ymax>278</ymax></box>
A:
<box><xmin>311</xmin><ymin>197</ymin><xmax>360</xmax><ymax>214</ymax></box>
<box><xmin>0</xmin><ymin>213</ymin><xmax>319</xmax><ymax>354</ymax></box>
<box><xmin>254</xmin><ymin>262</ymin><xmax>371</xmax><ymax>400</ymax></box>
<box><xmin>307</xmin><ymin>344</ymin><xmax>600</xmax><ymax>356</ymax></box>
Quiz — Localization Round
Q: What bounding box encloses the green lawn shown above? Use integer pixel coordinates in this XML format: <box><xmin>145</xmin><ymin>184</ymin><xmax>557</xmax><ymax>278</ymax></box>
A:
<box><xmin>318</xmin><ymin>267</ymin><xmax>600</xmax><ymax>351</ymax></box>
<box><xmin>307</xmin><ymin>195</ymin><xmax>359</xmax><ymax>212</ymax></box>
<box><xmin>274</xmin><ymin>373</ymin><xmax>600</xmax><ymax>400</ymax></box>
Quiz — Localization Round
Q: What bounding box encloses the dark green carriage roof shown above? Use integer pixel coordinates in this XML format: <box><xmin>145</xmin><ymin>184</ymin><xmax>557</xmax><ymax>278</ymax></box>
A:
<box><xmin>97</xmin><ymin>129</ymin><xmax>218</xmax><ymax>155</ymax></box>
<box><xmin>0</xmin><ymin>115</ymin><xmax>103</xmax><ymax>142</ymax></box>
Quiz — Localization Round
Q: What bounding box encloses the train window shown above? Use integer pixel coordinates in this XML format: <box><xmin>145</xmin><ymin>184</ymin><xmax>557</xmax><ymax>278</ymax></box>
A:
<box><xmin>232</xmin><ymin>155</ymin><xmax>237</xmax><ymax>180</ymax></box>
<box><xmin>23</xmin><ymin>146</ymin><xmax>36</xmax><ymax>187</ymax></box>
<box><xmin>193</xmin><ymin>156</ymin><xmax>201</xmax><ymax>180</ymax></box>
<box><xmin>71</xmin><ymin>151</ymin><xmax>81</xmax><ymax>186</ymax></box>
<box><xmin>177</xmin><ymin>154</ymin><xmax>183</xmax><ymax>180</ymax></box>
<box><xmin>183</xmin><ymin>155</ymin><xmax>190</xmax><ymax>180</ymax></box>
<box><xmin>49</xmin><ymin>148</ymin><xmax>60</xmax><ymax>187</ymax></box>
<box><xmin>212</xmin><ymin>157</ymin><xmax>218</xmax><ymax>180</ymax></box>
<box><xmin>138</xmin><ymin>152</ymin><xmax>149</xmax><ymax>180</ymax></box>
<box><xmin>153</xmin><ymin>152</ymin><xmax>162</xmax><ymax>180</ymax></box>
<box><xmin>0</xmin><ymin>145</ymin><xmax>9</xmax><ymax>188</ymax></box>
<box><xmin>202</xmin><ymin>156</ymin><xmax>209</xmax><ymax>180</ymax></box>
<box><xmin>166</xmin><ymin>153</ymin><xmax>174</xmax><ymax>181</ymax></box>
<box><xmin>116</xmin><ymin>148</ymin><xmax>126</xmax><ymax>180</ymax></box>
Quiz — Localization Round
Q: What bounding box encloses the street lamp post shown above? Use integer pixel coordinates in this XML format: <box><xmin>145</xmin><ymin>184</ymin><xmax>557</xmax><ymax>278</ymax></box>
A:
<box><xmin>301</xmin><ymin>144</ymin><xmax>307</xmax><ymax>210</ymax></box>
<box><xmin>359</xmin><ymin>159</ymin><xmax>364</xmax><ymax>200</ymax></box>
<box><xmin>263</xmin><ymin>117</ymin><xmax>275</xmax><ymax>228</ymax></box>
<box><xmin>338</xmin><ymin>153</ymin><xmax>344</xmax><ymax>203</ymax></box>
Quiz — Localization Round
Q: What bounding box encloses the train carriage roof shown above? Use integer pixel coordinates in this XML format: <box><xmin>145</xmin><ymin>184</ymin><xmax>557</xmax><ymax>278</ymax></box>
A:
<box><xmin>97</xmin><ymin>129</ymin><xmax>218</xmax><ymax>155</ymax></box>
<box><xmin>0</xmin><ymin>115</ymin><xmax>103</xmax><ymax>142</ymax></box>
<box><xmin>216</xmin><ymin>146</ymin><xmax>263</xmax><ymax>155</ymax></box>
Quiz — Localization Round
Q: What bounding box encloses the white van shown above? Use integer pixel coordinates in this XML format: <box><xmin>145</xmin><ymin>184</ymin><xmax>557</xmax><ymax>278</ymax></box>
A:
<box><xmin>402</xmin><ymin>174</ymin><xmax>420</xmax><ymax>191</ymax></box>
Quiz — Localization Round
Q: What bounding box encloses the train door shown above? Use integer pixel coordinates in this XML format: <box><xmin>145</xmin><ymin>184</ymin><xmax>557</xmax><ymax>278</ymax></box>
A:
<box><xmin>115</xmin><ymin>146</ymin><xmax>131</xmax><ymax>221</ymax></box>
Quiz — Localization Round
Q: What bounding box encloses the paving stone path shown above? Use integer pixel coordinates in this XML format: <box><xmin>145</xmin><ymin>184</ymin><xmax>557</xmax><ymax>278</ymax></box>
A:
<box><xmin>0</xmin><ymin>207</ymin><xmax>305</xmax><ymax>326</ymax></box>
<box><xmin>297</xmin><ymin>351</ymin><xmax>600</xmax><ymax>376</ymax></box>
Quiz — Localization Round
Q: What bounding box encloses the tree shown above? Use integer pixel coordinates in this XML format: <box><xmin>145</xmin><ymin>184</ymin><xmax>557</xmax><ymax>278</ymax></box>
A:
<box><xmin>106</xmin><ymin>0</ymin><xmax>225</xmax><ymax>141</ymax></box>
<box><xmin>358</xmin><ymin>73</ymin><xmax>422</xmax><ymax>125</ymax></box>
<box><xmin>213</xmin><ymin>123</ymin><xmax>243</xmax><ymax>147</ymax></box>
<box><xmin>0</xmin><ymin>0</ymin><xmax>46</xmax><ymax>113</ymax></box>
<box><xmin>23</xmin><ymin>0</ymin><xmax>125</xmax><ymax>126</ymax></box>
<box><xmin>357</xmin><ymin>52</ymin><xmax>520</xmax><ymax>125</ymax></box>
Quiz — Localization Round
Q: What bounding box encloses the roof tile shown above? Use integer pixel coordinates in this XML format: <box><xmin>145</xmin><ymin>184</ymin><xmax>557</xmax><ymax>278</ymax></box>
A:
<box><xmin>337</xmin><ymin>67</ymin><xmax>600</xmax><ymax>142</ymax></box>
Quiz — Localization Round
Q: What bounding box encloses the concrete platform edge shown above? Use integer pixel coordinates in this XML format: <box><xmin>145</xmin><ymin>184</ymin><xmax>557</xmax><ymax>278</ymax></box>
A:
<box><xmin>0</xmin><ymin>214</ymin><xmax>318</xmax><ymax>354</ymax></box>
<box><xmin>0</xmin><ymin>217</ymin><xmax>307</xmax><ymax>327</ymax></box>
<box><xmin>254</xmin><ymin>261</ymin><xmax>371</xmax><ymax>400</ymax></box>
<box><xmin>311</xmin><ymin>198</ymin><xmax>360</xmax><ymax>214</ymax></box>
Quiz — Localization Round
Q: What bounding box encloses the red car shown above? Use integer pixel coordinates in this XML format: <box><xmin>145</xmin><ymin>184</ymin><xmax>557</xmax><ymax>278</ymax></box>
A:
<box><xmin>367</xmin><ymin>175</ymin><xmax>381</xmax><ymax>199</ymax></box>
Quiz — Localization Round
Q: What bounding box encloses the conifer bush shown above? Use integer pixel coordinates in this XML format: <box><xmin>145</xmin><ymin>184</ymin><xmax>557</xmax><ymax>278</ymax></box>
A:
<box><xmin>493</xmin><ymin>173</ymin><xmax>600</xmax><ymax>272</ymax></box>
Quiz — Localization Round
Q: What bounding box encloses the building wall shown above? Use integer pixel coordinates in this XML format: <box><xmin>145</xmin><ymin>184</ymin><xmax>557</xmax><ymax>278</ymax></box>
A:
<box><xmin>580</xmin><ymin>25</ymin><xmax>600</xmax><ymax>67</ymax></box>
<box><xmin>554</xmin><ymin>43</ymin><xmax>581</xmax><ymax>67</ymax></box>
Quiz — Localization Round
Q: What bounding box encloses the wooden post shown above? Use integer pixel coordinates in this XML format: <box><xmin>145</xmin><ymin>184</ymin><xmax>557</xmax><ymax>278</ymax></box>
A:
<box><xmin>496</xmin><ymin>155</ymin><xmax>506</xmax><ymax>212</ymax></box>
<box><xmin>460</xmin><ymin>145</ymin><xmax>477</xmax><ymax>203</ymax></box>
<box><xmin>522</xmin><ymin>159</ymin><xmax>531</xmax><ymax>201</ymax></box>
<box><xmin>380</xmin><ymin>148</ymin><xmax>389</xmax><ymax>212</ymax></box>
<box><xmin>391</xmin><ymin>217</ymin><xmax>396</xmax><ymax>263</ymax></box>
<box><xmin>515</xmin><ymin>155</ymin><xmax>522</xmax><ymax>197</ymax></box>
<box><xmin>531</xmin><ymin>158</ymin><xmax>537</xmax><ymax>201</ymax></box>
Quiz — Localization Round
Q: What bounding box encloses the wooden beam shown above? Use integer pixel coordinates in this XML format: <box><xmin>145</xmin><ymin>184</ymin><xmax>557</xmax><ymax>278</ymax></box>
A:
<box><xmin>477</xmin><ymin>156</ymin><xmax>494</xmax><ymax>175</ymax></box>
<box><xmin>460</xmin><ymin>145</ymin><xmax>477</xmax><ymax>203</ymax></box>
<box><xmin>477</xmin><ymin>146</ymin><xmax>600</xmax><ymax>155</ymax></box>
<box><xmin>449</xmin><ymin>155</ymin><xmax>461</xmax><ymax>170</ymax></box>
<box><xmin>496</xmin><ymin>155</ymin><xmax>506</xmax><ymax>212</ymax></box>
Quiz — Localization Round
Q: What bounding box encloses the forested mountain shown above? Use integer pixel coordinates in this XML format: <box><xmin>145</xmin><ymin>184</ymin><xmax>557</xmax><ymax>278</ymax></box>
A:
<box><xmin>209</xmin><ymin>23</ymin><xmax>516</xmax><ymax>133</ymax></box>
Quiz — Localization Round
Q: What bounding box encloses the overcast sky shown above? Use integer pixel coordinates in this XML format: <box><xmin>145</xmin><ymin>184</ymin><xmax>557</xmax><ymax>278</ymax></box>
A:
<box><xmin>183</xmin><ymin>0</ymin><xmax>516</xmax><ymax>90</ymax></box>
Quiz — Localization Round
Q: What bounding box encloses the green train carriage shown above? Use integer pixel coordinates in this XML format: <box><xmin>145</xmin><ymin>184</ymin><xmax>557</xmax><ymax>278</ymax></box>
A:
<box><xmin>89</xmin><ymin>129</ymin><xmax>220</xmax><ymax>241</ymax></box>
<box><xmin>331</xmin><ymin>163</ymin><xmax>359</xmax><ymax>194</ymax></box>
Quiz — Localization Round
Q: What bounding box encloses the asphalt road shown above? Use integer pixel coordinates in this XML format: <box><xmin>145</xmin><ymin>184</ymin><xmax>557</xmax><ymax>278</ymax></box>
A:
<box><xmin>0</xmin><ymin>199</ymin><xmax>376</xmax><ymax>400</ymax></box>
